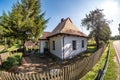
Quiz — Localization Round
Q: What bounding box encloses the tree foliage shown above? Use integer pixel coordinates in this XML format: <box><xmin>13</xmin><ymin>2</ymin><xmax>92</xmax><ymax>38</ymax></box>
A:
<box><xmin>0</xmin><ymin>0</ymin><xmax>48</xmax><ymax>47</ymax></box>
<box><xmin>99</xmin><ymin>24</ymin><xmax>111</xmax><ymax>42</ymax></box>
<box><xmin>2</xmin><ymin>53</ymin><xmax>22</xmax><ymax>70</ymax></box>
<box><xmin>82</xmin><ymin>9</ymin><xmax>111</xmax><ymax>49</ymax></box>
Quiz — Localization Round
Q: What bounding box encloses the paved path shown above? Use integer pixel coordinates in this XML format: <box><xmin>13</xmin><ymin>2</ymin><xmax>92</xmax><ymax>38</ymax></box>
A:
<box><xmin>113</xmin><ymin>41</ymin><xmax>120</xmax><ymax>80</ymax></box>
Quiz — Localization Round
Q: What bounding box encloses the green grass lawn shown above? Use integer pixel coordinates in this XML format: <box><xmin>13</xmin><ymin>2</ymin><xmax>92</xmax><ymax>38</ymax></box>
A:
<box><xmin>87</xmin><ymin>45</ymin><xmax>97</xmax><ymax>53</ymax></box>
<box><xmin>0</xmin><ymin>45</ymin><xmax>4</xmax><ymax>48</ymax></box>
<box><xmin>88</xmin><ymin>39</ymin><xmax>96</xmax><ymax>44</ymax></box>
<box><xmin>0</xmin><ymin>45</ymin><xmax>5</xmax><ymax>51</ymax></box>
<box><xmin>81</xmin><ymin>40</ymin><xmax>97</xmax><ymax>57</ymax></box>
<box><xmin>87</xmin><ymin>39</ymin><xmax>97</xmax><ymax>53</ymax></box>
<box><xmin>0</xmin><ymin>45</ymin><xmax>7</xmax><ymax>54</ymax></box>
<box><xmin>104</xmin><ymin>41</ymin><xmax>117</xmax><ymax>80</ymax></box>
<box><xmin>0</xmin><ymin>44</ymin><xmax>21</xmax><ymax>54</ymax></box>
<box><xmin>7</xmin><ymin>44</ymin><xmax>20</xmax><ymax>51</ymax></box>
<box><xmin>81</xmin><ymin>45</ymin><xmax>108</xmax><ymax>80</ymax></box>
<box><xmin>81</xmin><ymin>45</ymin><xmax>97</xmax><ymax>57</ymax></box>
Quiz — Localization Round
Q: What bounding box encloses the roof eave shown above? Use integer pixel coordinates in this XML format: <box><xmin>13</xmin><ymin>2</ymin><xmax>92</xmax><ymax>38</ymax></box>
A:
<box><xmin>47</xmin><ymin>33</ymin><xmax>89</xmax><ymax>38</ymax></box>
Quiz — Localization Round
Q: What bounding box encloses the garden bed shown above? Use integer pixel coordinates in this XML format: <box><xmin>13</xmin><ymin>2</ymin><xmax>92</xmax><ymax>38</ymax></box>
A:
<box><xmin>10</xmin><ymin>46</ymin><xmax>102</xmax><ymax>74</ymax></box>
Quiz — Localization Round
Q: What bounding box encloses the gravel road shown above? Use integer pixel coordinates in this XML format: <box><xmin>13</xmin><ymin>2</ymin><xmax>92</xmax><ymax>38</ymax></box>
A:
<box><xmin>113</xmin><ymin>41</ymin><xmax>120</xmax><ymax>80</ymax></box>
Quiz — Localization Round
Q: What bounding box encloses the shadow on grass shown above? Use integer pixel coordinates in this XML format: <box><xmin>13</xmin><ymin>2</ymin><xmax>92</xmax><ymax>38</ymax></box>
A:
<box><xmin>81</xmin><ymin>45</ymin><xmax>97</xmax><ymax>57</ymax></box>
<box><xmin>87</xmin><ymin>45</ymin><xmax>97</xmax><ymax>53</ymax></box>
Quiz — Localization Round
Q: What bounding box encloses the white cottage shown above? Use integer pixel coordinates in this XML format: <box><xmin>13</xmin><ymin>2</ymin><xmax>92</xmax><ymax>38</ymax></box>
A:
<box><xmin>39</xmin><ymin>18</ymin><xmax>88</xmax><ymax>60</ymax></box>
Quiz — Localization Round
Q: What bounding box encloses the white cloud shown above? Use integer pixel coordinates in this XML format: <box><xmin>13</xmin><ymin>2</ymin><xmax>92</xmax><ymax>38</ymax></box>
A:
<box><xmin>100</xmin><ymin>0</ymin><xmax>119</xmax><ymax>19</ymax></box>
<box><xmin>99</xmin><ymin>0</ymin><xmax>120</xmax><ymax>36</ymax></box>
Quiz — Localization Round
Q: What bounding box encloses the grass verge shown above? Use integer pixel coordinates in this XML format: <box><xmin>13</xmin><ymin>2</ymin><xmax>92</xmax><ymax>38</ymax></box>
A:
<box><xmin>104</xmin><ymin>42</ymin><xmax>117</xmax><ymax>80</ymax></box>
<box><xmin>81</xmin><ymin>45</ymin><xmax>108</xmax><ymax>80</ymax></box>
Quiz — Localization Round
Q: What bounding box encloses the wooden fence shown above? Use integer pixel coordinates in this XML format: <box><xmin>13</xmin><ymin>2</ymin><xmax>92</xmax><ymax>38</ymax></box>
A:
<box><xmin>0</xmin><ymin>46</ymin><xmax>106</xmax><ymax>80</ymax></box>
<box><xmin>95</xmin><ymin>44</ymin><xmax>110</xmax><ymax>80</ymax></box>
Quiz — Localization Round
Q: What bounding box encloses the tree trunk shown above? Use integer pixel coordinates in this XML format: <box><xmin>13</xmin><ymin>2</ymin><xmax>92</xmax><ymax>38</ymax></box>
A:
<box><xmin>95</xmin><ymin>36</ymin><xmax>99</xmax><ymax>49</ymax></box>
<box><xmin>95</xmin><ymin>26</ymin><xmax>100</xmax><ymax>49</ymax></box>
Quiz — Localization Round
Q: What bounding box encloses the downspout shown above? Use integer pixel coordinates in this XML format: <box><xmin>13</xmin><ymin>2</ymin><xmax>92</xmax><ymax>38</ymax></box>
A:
<box><xmin>63</xmin><ymin>35</ymin><xmax>65</xmax><ymax>60</ymax></box>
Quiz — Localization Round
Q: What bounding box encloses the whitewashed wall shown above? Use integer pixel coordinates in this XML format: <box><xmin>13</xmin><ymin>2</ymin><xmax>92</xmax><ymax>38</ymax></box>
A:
<box><xmin>63</xmin><ymin>36</ymin><xmax>87</xmax><ymax>59</ymax></box>
<box><xmin>49</xmin><ymin>35</ymin><xmax>87</xmax><ymax>60</ymax></box>
<box><xmin>49</xmin><ymin>35</ymin><xmax>63</xmax><ymax>59</ymax></box>
<box><xmin>39</xmin><ymin>40</ymin><xmax>48</xmax><ymax>53</ymax></box>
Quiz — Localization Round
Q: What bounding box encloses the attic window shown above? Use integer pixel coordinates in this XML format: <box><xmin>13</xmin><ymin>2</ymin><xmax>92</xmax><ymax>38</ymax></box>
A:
<box><xmin>72</xmin><ymin>40</ymin><xmax>76</xmax><ymax>50</ymax></box>
<box><xmin>53</xmin><ymin>41</ymin><xmax>55</xmax><ymax>50</ymax></box>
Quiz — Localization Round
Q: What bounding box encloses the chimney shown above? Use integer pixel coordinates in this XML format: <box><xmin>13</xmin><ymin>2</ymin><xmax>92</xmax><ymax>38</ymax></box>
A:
<box><xmin>61</xmin><ymin>18</ymin><xmax>64</xmax><ymax>22</ymax></box>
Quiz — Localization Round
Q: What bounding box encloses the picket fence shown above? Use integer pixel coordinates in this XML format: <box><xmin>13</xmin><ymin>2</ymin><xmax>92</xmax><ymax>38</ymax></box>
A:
<box><xmin>0</xmin><ymin>46</ymin><xmax>106</xmax><ymax>80</ymax></box>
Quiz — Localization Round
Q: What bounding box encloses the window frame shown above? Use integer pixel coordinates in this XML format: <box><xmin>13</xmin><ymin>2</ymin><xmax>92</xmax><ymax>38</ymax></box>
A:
<box><xmin>82</xmin><ymin>40</ymin><xmax>84</xmax><ymax>48</ymax></box>
<box><xmin>52</xmin><ymin>41</ymin><xmax>55</xmax><ymax>50</ymax></box>
<box><xmin>72</xmin><ymin>40</ymin><xmax>76</xmax><ymax>50</ymax></box>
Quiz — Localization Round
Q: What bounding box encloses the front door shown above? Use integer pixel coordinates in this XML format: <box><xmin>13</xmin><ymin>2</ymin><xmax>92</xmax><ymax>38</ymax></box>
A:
<box><xmin>44</xmin><ymin>41</ymin><xmax>49</xmax><ymax>54</ymax></box>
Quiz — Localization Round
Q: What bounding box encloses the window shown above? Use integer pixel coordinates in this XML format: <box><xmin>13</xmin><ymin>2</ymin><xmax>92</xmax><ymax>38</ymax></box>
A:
<box><xmin>82</xmin><ymin>40</ymin><xmax>84</xmax><ymax>48</ymax></box>
<box><xmin>53</xmin><ymin>41</ymin><xmax>55</xmax><ymax>50</ymax></box>
<box><xmin>72</xmin><ymin>40</ymin><xmax>76</xmax><ymax>50</ymax></box>
<box><xmin>45</xmin><ymin>42</ymin><xmax>48</xmax><ymax>48</ymax></box>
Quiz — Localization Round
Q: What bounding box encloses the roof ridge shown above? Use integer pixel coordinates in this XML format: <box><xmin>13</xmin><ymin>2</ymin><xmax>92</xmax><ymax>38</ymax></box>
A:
<box><xmin>43</xmin><ymin>31</ymin><xmax>51</xmax><ymax>33</ymax></box>
<box><xmin>48</xmin><ymin>18</ymin><xmax>88</xmax><ymax>38</ymax></box>
<box><xmin>66</xmin><ymin>17</ymin><xmax>72</xmax><ymax>23</ymax></box>
<box><xmin>59</xmin><ymin>18</ymin><xmax>68</xmax><ymax>33</ymax></box>
<box><xmin>51</xmin><ymin>18</ymin><xmax>67</xmax><ymax>34</ymax></box>
<box><xmin>60</xmin><ymin>18</ymin><xmax>80</xmax><ymax>33</ymax></box>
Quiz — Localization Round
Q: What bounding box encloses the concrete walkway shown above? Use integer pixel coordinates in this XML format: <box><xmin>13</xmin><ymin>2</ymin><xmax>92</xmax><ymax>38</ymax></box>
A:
<box><xmin>113</xmin><ymin>41</ymin><xmax>120</xmax><ymax>80</ymax></box>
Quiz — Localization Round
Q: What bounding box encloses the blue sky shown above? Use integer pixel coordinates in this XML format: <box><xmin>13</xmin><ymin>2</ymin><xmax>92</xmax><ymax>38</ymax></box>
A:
<box><xmin>0</xmin><ymin>0</ymin><xmax>120</xmax><ymax>36</ymax></box>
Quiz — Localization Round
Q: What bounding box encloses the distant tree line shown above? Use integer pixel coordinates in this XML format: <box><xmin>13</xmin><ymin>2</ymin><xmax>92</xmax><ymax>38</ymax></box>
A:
<box><xmin>111</xmin><ymin>35</ymin><xmax>120</xmax><ymax>40</ymax></box>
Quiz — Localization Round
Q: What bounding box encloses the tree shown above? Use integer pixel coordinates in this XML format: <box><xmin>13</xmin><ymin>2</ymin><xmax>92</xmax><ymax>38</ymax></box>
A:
<box><xmin>0</xmin><ymin>25</ymin><xmax>5</xmax><ymax>44</ymax></box>
<box><xmin>118</xmin><ymin>24</ymin><xmax>120</xmax><ymax>35</ymax></box>
<box><xmin>89</xmin><ymin>24</ymin><xmax>111</xmax><ymax>42</ymax></box>
<box><xmin>99</xmin><ymin>24</ymin><xmax>111</xmax><ymax>42</ymax></box>
<box><xmin>0</xmin><ymin>0</ymin><xmax>48</xmax><ymax>53</ymax></box>
<box><xmin>111</xmin><ymin>35</ymin><xmax>120</xmax><ymax>40</ymax></box>
<box><xmin>0</xmin><ymin>20</ymin><xmax>10</xmax><ymax>46</ymax></box>
<box><xmin>81</xmin><ymin>9</ymin><xmax>111</xmax><ymax>49</ymax></box>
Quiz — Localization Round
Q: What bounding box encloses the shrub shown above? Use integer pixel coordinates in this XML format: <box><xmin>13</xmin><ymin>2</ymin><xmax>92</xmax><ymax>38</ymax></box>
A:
<box><xmin>2</xmin><ymin>53</ymin><xmax>22</xmax><ymax>70</ymax></box>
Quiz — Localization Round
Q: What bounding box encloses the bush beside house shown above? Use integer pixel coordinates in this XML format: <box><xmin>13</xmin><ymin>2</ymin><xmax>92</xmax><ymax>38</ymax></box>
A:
<box><xmin>2</xmin><ymin>53</ymin><xmax>22</xmax><ymax>70</ymax></box>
